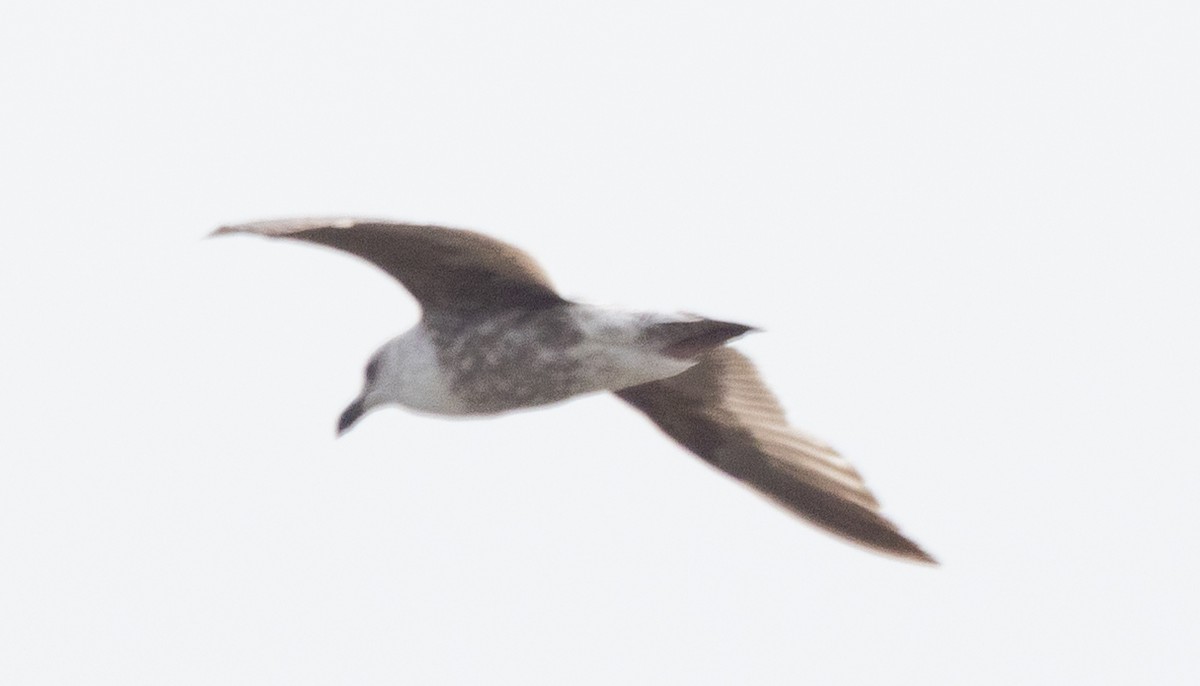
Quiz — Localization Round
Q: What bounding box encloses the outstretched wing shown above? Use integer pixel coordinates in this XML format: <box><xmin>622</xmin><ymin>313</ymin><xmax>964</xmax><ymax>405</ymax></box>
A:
<box><xmin>616</xmin><ymin>347</ymin><xmax>935</xmax><ymax>563</ymax></box>
<box><xmin>212</xmin><ymin>218</ymin><xmax>566</xmax><ymax>314</ymax></box>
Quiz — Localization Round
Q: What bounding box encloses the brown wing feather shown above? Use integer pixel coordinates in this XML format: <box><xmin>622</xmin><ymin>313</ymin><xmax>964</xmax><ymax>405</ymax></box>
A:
<box><xmin>616</xmin><ymin>347</ymin><xmax>935</xmax><ymax>564</ymax></box>
<box><xmin>212</xmin><ymin>218</ymin><xmax>565</xmax><ymax>313</ymax></box>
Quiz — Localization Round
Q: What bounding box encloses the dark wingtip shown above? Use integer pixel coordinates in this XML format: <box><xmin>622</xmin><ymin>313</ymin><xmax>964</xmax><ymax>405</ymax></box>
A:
<box><xmin>902</xmin><ymin>547</ymin><xmax>940</xmax><ymax>566</ymax></box>
<box><xmin>873</xmin><ymin>534</ymin><xmax>938</xmax><ymax>566</ymax></box>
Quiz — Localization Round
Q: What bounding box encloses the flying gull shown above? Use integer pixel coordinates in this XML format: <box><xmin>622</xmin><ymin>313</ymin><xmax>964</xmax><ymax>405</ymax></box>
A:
<box><xmin>213</xmin><ymin>218</ymin><xmax>935</xmax><ymax>564</ymax></box>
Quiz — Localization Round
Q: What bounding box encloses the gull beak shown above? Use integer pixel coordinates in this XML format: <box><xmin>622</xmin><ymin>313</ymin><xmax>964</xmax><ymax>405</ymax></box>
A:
<box><xmin>337</xmin><ymin>397</ymin><xmax>367</xmax><ymax>436</ymax></box>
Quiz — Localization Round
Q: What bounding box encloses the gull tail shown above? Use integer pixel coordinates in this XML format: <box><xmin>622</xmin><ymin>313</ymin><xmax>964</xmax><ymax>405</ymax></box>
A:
<box><xmin>647</xmin><ymin>317</ymin><xmax>758</xmax><ymax>359</ymax></box>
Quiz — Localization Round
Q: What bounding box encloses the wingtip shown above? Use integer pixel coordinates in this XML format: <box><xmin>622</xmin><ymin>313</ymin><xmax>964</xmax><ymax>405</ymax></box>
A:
<box><xmin>905</xmin><ymin>549</ymin><xmax>940</xmax><ymax>566</ymax></box>
<box><xmin>835</xmin><ymin>516</ymin><xmax>939</xmax><ymax>566</ymax></box>
<box><xmin>207</xmin><ymin>217</ymin><xmax>372</xmax><ymax>240</ymax></box>
<box><xmin>885</xmin><ymin>539</ymin><xmax>939</xmax><ymax>566</ymax></box>
<box><xmin>208</xmin><ymin>225</ymin><xmax>240</xmax><ymax>238</ymax></box>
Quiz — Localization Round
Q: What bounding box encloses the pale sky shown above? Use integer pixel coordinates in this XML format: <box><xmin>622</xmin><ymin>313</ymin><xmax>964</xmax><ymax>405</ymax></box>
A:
<box><xmin>3</xmin><ymin>2</ymin><xmax>1199</xmax><ymax>684</ymax></box>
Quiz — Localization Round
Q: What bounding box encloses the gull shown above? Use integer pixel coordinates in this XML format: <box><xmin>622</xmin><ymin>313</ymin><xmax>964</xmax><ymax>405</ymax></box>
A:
<box><xmin>213</xmin><ymin>218</ymin><xmax>936</xmax><ymax>564</ymax></box>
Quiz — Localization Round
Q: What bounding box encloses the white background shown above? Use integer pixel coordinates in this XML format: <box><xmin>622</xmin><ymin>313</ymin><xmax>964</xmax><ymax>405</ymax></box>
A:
<box><xmin>3</xmin><ymin>2</ymin><xmax>1198</xmax><ymax>684</ymax></box>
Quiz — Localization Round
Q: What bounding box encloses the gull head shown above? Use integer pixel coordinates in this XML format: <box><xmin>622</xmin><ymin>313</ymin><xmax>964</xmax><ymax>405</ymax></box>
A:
<box><xmin>336</xmin><ymin>328</ymin><xmax>459</xmax><ymax>435</ymax></box>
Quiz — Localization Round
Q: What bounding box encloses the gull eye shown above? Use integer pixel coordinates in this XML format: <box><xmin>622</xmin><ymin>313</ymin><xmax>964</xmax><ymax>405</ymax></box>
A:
<box><xmin>365</xmin><ymin>358</ymin><xmax>381</xmax><ymax>383</ymax></box>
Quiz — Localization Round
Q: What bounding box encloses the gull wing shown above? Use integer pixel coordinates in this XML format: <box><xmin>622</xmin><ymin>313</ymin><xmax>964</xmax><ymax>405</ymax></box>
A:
<box><xmin>615</xmin><ymin>347</ymin><xmax>935</xmax><ymax>563</ymax></box>
<box><xmin>213</xmin><ymin>218</ymin><xmax>566</xmax><ymax>314</ymax></box>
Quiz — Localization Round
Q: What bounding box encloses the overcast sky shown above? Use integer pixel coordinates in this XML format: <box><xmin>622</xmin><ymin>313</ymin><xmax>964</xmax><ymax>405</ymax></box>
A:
<box><xmin>3</xmin><ymin>2</ymin><xmax>1199</xmax><ymax>684</ymax></box>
